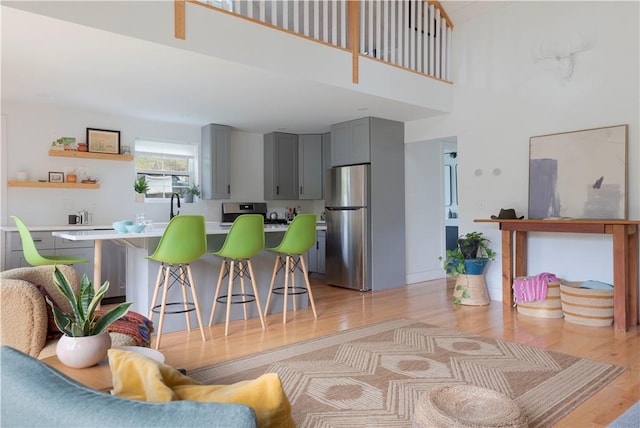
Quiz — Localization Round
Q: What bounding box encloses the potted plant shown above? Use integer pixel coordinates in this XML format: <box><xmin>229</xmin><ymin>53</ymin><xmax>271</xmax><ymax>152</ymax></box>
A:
<box><xmin>134</xmin><ymin>176</ymin><xmax>149</xmax><ymax>203</ymax></box>
<box><xmin>182</xmin><ymin>184</ymin><xmax>200</xmax><ymax>203</ymax></box>
<box><xmin>439</xmin><ymin>231</ymin><xmax>496</xmax><ymax>305</ymax></box>
<box><xmin>46</xmin><ymin>266</ymin><xmax>132</xmax><ymax>368</ymax></box>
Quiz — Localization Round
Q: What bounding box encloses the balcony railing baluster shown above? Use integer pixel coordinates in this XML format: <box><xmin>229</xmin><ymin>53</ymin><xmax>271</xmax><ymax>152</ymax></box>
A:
<box><xmin>189</xmin><ymin>0</ymin><xmax>453</xmax><ymax>82</ymax></box>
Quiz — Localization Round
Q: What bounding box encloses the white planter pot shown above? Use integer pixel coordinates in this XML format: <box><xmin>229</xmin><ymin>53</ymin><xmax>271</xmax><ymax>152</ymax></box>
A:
<box><xmin>135</xmin><ymin>193</ymin><xmax>145</xmax><ymax>203</ymax></box>
<box><xmin>56</xmin><ymin>332</ymin><xmax>111</xmax><ymax>368</ymax></box>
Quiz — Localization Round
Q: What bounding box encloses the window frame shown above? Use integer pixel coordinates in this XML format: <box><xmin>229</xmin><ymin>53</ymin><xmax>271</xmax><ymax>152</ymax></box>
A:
<box><xmin>134</xmin><ymin>138</ymin><xmax>199</xmax><ymax>202</ymax></box>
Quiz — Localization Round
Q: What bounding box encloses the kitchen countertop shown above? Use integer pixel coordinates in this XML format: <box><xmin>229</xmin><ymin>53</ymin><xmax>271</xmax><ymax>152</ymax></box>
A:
<box><xmin>2</xmin><ymin>220</ymin><xmax>327</xmax><ymax>236</ymax></box>
<box><xmin>49</xmin><ymin>221</ymin><xmax>326</xmax><ymax>241</ymax></box>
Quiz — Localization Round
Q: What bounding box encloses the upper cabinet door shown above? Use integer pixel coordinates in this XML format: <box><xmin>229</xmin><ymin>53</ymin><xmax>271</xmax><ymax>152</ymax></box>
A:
<box><xmin>330</xmin><ymin>117</ymin><xmax>370</xmax><ymax>167</ymax></box>
<box><xmin>264</xmin><ymin>132</ymin><xmax>298</xmax><ymax>200</ymax></box>
<box><xmin>298</xmin><ymin>134</ymin><xmax>323</xmax><ymax>200</ymax></box>
<box><xmin>201</xmin><ymin>124</ymin><xmax>231</xmax><ymax>199</ymax></box>
<box><xmin>322</xmin><ymin>132</ymin><xmax>331</xmax><ymax>199</ymax></box>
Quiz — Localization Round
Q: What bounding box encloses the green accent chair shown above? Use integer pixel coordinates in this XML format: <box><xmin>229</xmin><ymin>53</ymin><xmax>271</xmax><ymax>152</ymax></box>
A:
<box><xmin>146</xmin><ymin>215</ymin><xmax>207</xmax><ymax>349</ymax></box>
<box><xmin>11</xmin><ymin>216</ymin><xmax>88</xmax><ymax>266</ymax></box>
<box><xmin>264</xmin><ymin>214</ymin><xmax>318</xmax><ymax>324</ymax></box>
<box><xmin>209</xmin><ymin>214</ymin><xmax>266</xmax><ymax>336</ymax></box>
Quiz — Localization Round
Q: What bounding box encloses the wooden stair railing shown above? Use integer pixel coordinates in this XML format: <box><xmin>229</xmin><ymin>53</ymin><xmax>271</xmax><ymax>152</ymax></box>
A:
<box><xmin>177</xmin><ymin>0</ymin><xmax>454</xmax><ymax>85</ymax></box>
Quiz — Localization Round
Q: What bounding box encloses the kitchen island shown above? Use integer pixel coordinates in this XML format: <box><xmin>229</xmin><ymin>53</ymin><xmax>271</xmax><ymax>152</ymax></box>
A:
<box><xmin>52</xmin><ymin>221</ymin><xmax>326</xmax><ymax>334</ymax></box>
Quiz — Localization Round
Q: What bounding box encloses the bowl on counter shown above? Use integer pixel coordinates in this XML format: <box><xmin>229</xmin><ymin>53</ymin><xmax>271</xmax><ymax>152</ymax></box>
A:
<box><xmin>112</xmin><ymin>220</ymin><xmax>133</xmax><ymax>233</ymax></box>
<box><xmin>125</xmin><ymin>224</ymin><xmax>146</xmax><ymax>233</ymax></box>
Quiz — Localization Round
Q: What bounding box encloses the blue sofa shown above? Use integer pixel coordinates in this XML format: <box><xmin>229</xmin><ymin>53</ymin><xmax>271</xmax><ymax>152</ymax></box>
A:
<box><xmin>0</xmin><ymin>346</ymin><xmax>257</xmax><ymax>427</ymax></box>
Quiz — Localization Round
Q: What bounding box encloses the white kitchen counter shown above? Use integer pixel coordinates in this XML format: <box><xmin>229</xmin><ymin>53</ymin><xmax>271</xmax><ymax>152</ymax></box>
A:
<box><xmin>50</xmin><ymin>221</ymin><xmax>324</xmax><ymax>241</ymax></box>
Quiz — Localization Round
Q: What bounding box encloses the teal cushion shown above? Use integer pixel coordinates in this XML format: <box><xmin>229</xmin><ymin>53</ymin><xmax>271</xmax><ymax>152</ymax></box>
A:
<box><xmin>0</xmin><ymin>346</ymin><xmax>257</xmax><ymax>428</ymax></box>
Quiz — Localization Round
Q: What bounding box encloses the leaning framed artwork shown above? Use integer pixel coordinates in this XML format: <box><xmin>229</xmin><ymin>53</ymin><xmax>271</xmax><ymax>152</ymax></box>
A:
<box><xmin>528</xmin><ymin>124</ymin><xmax>628</xmax><ymax>219</ymax></box>
<box><xmin>87</xmin><ymin>128</ymin><xmax>120</xmax><ymax>154</ymax></box>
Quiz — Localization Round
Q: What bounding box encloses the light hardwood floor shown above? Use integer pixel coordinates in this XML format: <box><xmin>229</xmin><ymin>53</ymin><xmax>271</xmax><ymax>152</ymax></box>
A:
<box><xmin>154</xmin><ymin>278</ymin><xmax>639</xmax><ymax>427</ymax></box>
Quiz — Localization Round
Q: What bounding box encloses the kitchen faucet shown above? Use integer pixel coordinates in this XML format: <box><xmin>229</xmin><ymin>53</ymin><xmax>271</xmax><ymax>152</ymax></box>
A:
<box><xmin>170</xmin><ymin>193</ymin><xmax>181</xmax><ymax>220</ymax></box>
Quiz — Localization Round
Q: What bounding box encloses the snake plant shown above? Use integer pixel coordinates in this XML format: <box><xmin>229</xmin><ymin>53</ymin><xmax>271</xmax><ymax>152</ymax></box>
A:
<box><xmin>46</xmin><ymin>266</ymin><xmax>132</xmax><ymax>337</ymax></box>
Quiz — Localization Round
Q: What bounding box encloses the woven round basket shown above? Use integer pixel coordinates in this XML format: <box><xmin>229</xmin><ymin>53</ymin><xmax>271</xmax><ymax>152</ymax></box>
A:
<box><xmin>413</xmin><ymin>385</ymin><xmax>528</xmax><ymax>428</ymax></box>
<box><xmin>516</xmin><ymin>279</ymin><xmax>563</xmax><ymax>319</ymax></box>
<box><xmin>560</xmin><ymin>281</ymin><xmax>613</xmax><ymax>327</ymax></box>
<box><xmin>453</xmin><ymin>274</ymin><xmax>490</xmax><ymax>306</ymax></box>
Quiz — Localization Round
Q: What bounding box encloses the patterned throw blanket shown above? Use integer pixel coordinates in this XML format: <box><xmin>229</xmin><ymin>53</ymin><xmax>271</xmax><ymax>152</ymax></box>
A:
<box><xmin>95</xmin><ymin>309</ymin><xmax>154</xmax><ymax>347</ymax></box>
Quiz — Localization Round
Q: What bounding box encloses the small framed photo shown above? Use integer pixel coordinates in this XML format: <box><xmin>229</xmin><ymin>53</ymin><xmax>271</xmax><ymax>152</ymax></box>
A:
<box><xmin>87</xmin><ymin>128</ymin><xmax>120</xmax><ymax>154</ymax></box>
<box><xmin>49</xmin><ymin>172</ymin><xmax>64</xmax><ymax>183</ymax></box>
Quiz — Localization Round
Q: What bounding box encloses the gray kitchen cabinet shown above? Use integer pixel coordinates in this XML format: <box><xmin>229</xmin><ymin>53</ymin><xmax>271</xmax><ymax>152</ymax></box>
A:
<box><xmin>330</xmin><ymin>117</ymin><xmax>370</xmax><ymax>167</ymax></box>
<box><xmin>307</xmin><ymin>230</ymin><xmax>325</xmax><ymax>275</ymax></box>
<box><xmin>264</xmin><ymin>132</ymin><xmax>298</xmax><ymax>200</ymax></box>
<box><xmin>322</xmin><ymin>132</ymin><xmax>331</xmax><ymax>198</ymax></box>
<box><xmin>326</xmin><ymin>116</ymin><xmax>406</xmax><ymax>291</ymax></box>
<box><xmin>298</xmin><ymin>134</ymin><xmax>323</xmax><ymax>200</ymax></box>
<box><xmin>201</xmin><ymin>124</ymin><xmax>231</xmax><ymax>199</ymax></box>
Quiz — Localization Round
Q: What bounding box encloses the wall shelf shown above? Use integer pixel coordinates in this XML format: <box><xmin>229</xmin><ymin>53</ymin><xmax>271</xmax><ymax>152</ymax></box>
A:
<box><xmin>8</xmin><ymin>181</ymin><xmax>100</xmax><ymax>189</ymax></box>
<box><xmin>48</xmin><ymin>150</ymin><xmax>133</xmax><ymax>161</ymax></box>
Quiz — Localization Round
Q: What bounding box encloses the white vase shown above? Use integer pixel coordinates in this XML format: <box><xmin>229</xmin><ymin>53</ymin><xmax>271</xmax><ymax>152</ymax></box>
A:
<box><xmin>56</xmin><ymin>332</ymin><xmax>111</xmax><ymax>368</ymax></box>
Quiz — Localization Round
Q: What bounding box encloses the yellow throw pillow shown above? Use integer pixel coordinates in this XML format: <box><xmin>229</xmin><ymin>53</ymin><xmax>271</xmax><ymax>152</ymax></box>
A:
<box><xmin>108</xmin><ymin>349</ymin><xmax>295</xmax><ymax>428</ymax></box>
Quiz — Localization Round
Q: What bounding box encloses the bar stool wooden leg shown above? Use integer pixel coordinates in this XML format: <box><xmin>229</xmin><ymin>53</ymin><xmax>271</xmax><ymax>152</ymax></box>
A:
<box><xmin>185</xmin><ymin>264</ymin><xmax>206</xmax><ymax>342</ymax></box>
<box><xmin>179</xmin><ymin>265</ymin><xmax>192</xmax><ymax>332</ymax></box>
<box><xmin>209</xmin><ymin>259</ymin><xmax>227</xmax><ymax>327</ymax></box>
<box><xmin>282</xmin><ymin>256</ymin><xmax>290</xmax><ymax>324</ymax></box>
<box><xmin>148</xmin><ymin>265</ymin><xmax>164</xmax><ymax>320</ymax></box>
<box><xmin>224</xmin><ymin>260</ymin><xmax>235</xmax><ymax>336</ymax></box>
<box><xmin>300</xmin><ymin>255</ymin><xmax>317</xmax><ymax>318</ymax></box>
<box><xmin>290</xmin><ymin>256</ymin><xmax>298</xmax><ymax>312</ymax></box>
<box><xmin>239</xmin><ymin>261</ymin><xmax>248</xmax><ymax>320</ymax></box>
<box><xmin>264</xmin><ymin>255</ymin><xmax>281</xmax><ymax>317</ymax></box>
<box><xmin>247</xmin><ymin>259</ymin><xmax>266</xmax><ymax>330</ymax></box>
<box><xmin>154</xmin><ymin>266</ymin><xmax>172</xmax><ymax>350</ymax></box>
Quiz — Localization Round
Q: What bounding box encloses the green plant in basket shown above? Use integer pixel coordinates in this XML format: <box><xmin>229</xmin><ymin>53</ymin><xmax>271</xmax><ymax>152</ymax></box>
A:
<box><xmin>46</xmin><ymin>266</ymin><xmax>131</xmax><ymax>337</ymax></box>
<box><xmin>439</xmin><ymin>231</ymin><xmax>495</xmax><ymax>304</ymax></box>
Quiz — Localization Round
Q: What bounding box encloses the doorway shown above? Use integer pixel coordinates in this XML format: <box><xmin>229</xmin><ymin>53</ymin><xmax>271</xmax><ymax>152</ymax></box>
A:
<box><xmin>444</xmin><ymin>148</ymin><xmax>458</xmax><ymax>251</ymax></box>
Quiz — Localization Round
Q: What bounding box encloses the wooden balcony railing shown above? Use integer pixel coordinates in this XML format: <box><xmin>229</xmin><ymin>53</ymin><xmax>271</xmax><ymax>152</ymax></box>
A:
<box><xmin>178</xmin><ymin>0</ymin><xmax>454</xmax><ymax>84</ymax></box>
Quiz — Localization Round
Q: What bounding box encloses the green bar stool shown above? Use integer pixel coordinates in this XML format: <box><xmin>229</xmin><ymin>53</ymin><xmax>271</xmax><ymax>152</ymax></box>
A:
<box><xmin>12</xmin><ymin>216</ymin><xmax>89</xmax><ymax>266</ymax></box>
<box><xmin>264</xmin><ymin>214</ymin><xmax>318</xmax><ymax>324</ymax></box>
<box><xmin>209</xmin><ymin>214</ymin><xmax>266</xmax><ymax>336</ymax></box>
<box><xmin>146</xmin><ymin>215</ymin><xmax>207</xmax><ymax>349</ymax></box>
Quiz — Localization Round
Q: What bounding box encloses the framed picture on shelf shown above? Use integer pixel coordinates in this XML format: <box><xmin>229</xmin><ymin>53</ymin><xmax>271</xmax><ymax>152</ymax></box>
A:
<box><xmin>49</xmin><ymin>172</ymin><xmax>64</xmax><ymax>183</ymax></box>
<box><xmin>87</xmin><ymin>128</ymin><xmax>120</xmax><ymax>154</ymax></box>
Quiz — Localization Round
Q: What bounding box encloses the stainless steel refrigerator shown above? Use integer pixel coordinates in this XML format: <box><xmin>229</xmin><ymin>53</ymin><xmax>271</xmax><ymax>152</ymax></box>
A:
<box><xmin>325</xmin><ymin>164</ymin><xmax>370</xmax><ymax>291</ymax></box>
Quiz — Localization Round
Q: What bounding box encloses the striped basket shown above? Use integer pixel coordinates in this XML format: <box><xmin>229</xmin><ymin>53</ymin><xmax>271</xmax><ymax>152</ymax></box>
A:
<box><xmin>453</xmin><ymin>274</ymin><xmax>490</xmax><ymax>306</ymax></box>
<box><xmin>560</xmin><ymin>281</ymin><xmax>614</xmax><ymax>327</ymax></box>
<box><xmin>515</xmin><ymin>278</ymin><xmax>563</xmax><ymax>319</ymax></box>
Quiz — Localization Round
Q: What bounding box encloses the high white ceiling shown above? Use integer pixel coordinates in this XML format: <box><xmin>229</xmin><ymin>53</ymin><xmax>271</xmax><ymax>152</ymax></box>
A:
<box><xmin>1</xmin><ymin>2</ymin><xmax>501</xmax><ymax>134</ymax></box>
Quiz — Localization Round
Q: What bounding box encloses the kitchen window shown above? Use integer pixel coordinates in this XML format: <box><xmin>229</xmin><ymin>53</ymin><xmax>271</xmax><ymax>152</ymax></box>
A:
<box><xmin>134</xmin><ymin>139</ymin><xmax>198</xmax><ymax>200</ymax></box>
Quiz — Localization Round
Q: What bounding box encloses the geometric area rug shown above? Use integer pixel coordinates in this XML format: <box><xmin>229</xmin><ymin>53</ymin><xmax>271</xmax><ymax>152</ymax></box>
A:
<box><xmin>189</xmin><ymin>319</ymin><xmax>626</xmax><ymax>427</ymax></box>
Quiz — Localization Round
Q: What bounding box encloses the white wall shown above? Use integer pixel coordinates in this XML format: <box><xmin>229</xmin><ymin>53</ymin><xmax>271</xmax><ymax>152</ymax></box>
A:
<box><xmin>406</xmin><ymin>1</ymin><xmax>639</xmax><ymax>300</ymax></box>
<box><xmin>0</xmin><ymin>101</ymin><xmax>276</xmax><ymax>229</ymax></box>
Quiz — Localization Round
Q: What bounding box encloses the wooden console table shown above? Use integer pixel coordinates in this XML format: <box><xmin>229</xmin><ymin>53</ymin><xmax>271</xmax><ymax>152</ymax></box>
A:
<box><xmin>475</xmin><ymin>219</ymin><xmax>639</xmax><ymax>332</ymax></box>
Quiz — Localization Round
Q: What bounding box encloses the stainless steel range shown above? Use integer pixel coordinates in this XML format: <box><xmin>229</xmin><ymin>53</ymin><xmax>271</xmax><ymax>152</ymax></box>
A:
<box><xmin>220</xmin><ymin>202</ymin><xmax>288</xmax><ymax>226</ymax></box>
